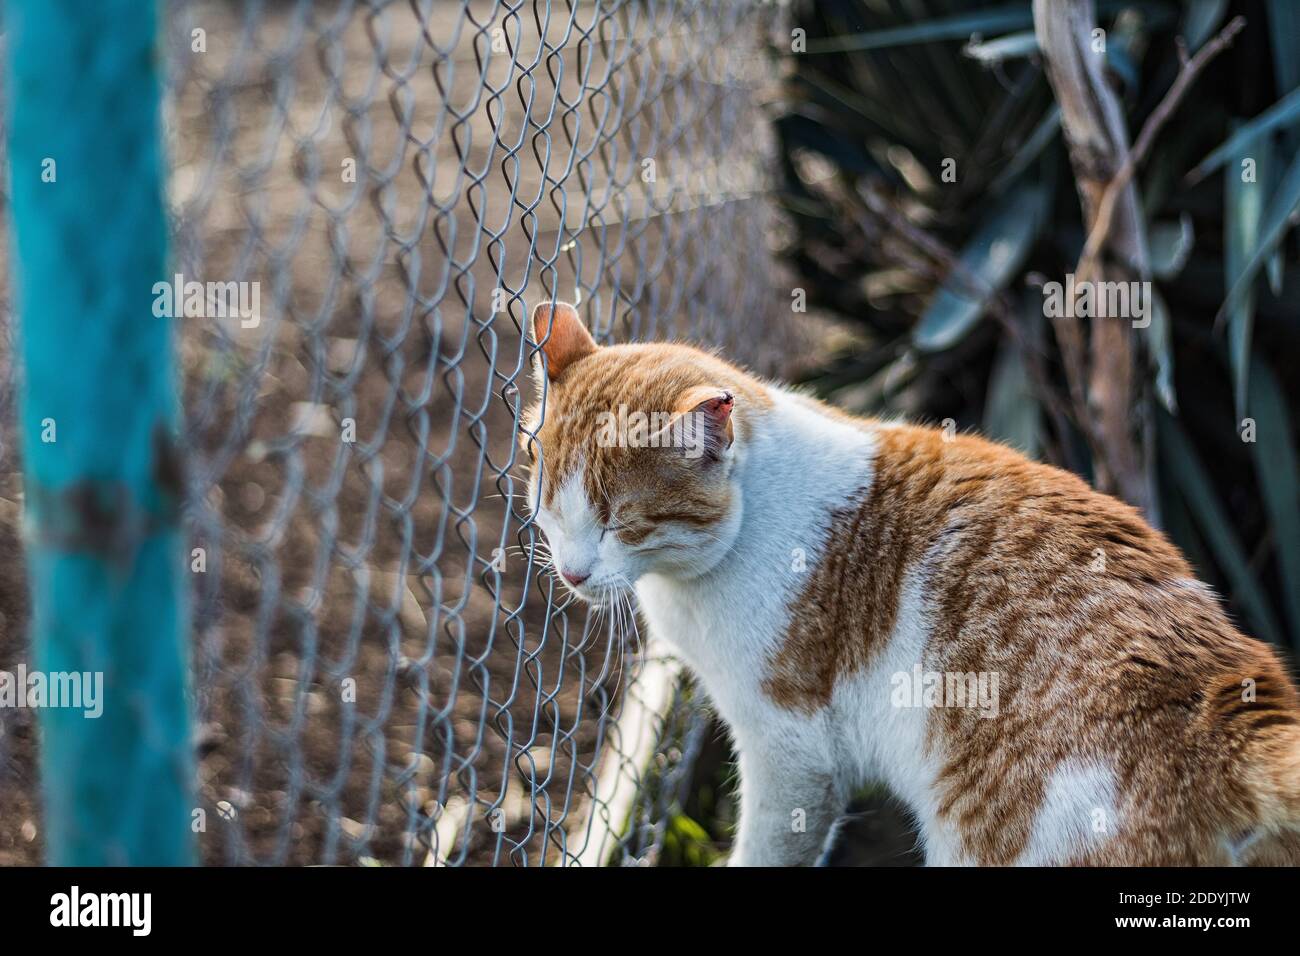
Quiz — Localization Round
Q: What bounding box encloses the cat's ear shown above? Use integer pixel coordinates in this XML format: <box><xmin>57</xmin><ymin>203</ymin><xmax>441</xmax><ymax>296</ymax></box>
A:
<box><xmin>530</xmin><ymin>300</ymin><xmax>597</xmax><ymax>380</ymax></box>
<box><xmin>675</xmin><ymin>385</ymin><xmax>735</xmax><ymax>462</ymax></box>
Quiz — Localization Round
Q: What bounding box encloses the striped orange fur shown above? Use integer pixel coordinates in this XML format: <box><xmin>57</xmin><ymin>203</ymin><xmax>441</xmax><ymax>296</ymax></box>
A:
<box><xmin>525</xmin><ymin>301</ymin><xmax>1300</xmax><ymax>866</ymax></box>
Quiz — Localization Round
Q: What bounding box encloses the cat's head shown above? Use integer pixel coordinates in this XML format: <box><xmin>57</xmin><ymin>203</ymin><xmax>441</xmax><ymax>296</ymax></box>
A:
<box><xmin>521</xmin><ymin>301</ymin><xmax>762</xmax><ymax>602</ymax></box>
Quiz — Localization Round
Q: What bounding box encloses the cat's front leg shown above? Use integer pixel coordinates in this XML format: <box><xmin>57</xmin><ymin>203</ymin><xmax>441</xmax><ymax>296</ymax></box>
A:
<box><xmin>729</xmin><ymin>750</ymin><xmax>840</xmax><ymax>866</ymax></box>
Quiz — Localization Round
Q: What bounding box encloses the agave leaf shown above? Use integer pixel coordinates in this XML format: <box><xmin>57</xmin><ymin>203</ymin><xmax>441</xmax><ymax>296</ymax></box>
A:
<box><xmin>804</xmin><ymin>4</ymin><xmax>1037</xmax><ymax>54</ymax></box>
<box><xmin>831</xmin><ymin>352</ymin><xmax>919</xmax><ymax>415</ymax></box>
<box><xmin>792</xmin><ymin>68</ymin><xmax>935</xmax><ymax>152</ymax></box>
<box><xmin>963</xmin><ymin>31</ymin><xmax>1039</xmax><ymax>64</ymax></box>
<box><xmin>1246</xmin><ymin>357</ymin><xmax>1300</xmax><ymax>650</ymax></box>
<box><xmin>1217</xmin><ymin>146</ymin><xmax>1300</xmax><ymax>337</ymax></box>
<box><xmin>1182</xmin><ymin>0</ymin><xmax>1229</xmax><ymax>52</ymax></box>
<box><xmin>1267</xmin><ymin>249</ymin><xmax>1284</xmax><ymax>296</ymax></box>
<box><xmin>1145</xmin><ymin>287</ymin><xmax>1177</xmax><ymax>413</ymax></box>
<box><xmin>804</xmin><ymin>0</ymin><xmax>1172</xmax><ymax>54</ymax></box>
<box><xmin>1159</xmin><ymin>461</ymin><xmax>1216</xmax><ymax>585</ymax></box>
<box><xmin>1264</xmin><ymin>135</ymin><xmax>1285</xmax><ymax>296</ymax></box>
<box><xmin>964</xmin><ymin>30</ymin><xmax>1137</xmax><ymax>87</ymax></box>
<box><xmin>1266</xmin><ymin>0</ymin><xmax>1300</xmax><ymax>132</ymax></box>
<box><xmin>1149</xmin><ymin>214</ymin><xmax>1194</xmax><ymax>279</ymax></box>
<box><xmin>1105</xmin><ymin>44</ymin><xmax>1140</xmax><ymax>93</ymax></box>
<box><xmin>1224</xmin><ymin>123</ymin><xmax>1268</xmax><ymax>419</ymax></box>
<box><xmin>990</xmin><ymin>106</ymin><xmax>1060</xmax><ymax>193</ymax></box>
<box><xmin>961</xmin><ymin>55</ymin><xmax>1053</xmax><ymax>190</ymax></box>
<box><xmin>1265</xmin><ymin>0</ymin><xmax>1299</xmax><ymax>289</ymax></box>
<box><xmin>983</xmin><ymin>314</ymin><xmax>1041</xmax><ymax>457</ymax></box>
<box><xmin>914</xmin><ymin>181</ymin><xmax>1048</xmax><ymax>352</ymax></box>
<box><xmin>1102</xmin><ymin>13</ymin><xmax>1149</xmax><ymax>92</ymax></box>
<box><xmin>1159</xmin><ymin>414</ymin><xmax>1284</xmax><ymax>646</ymax></box>
<box><xmin>1189</xmin><ymin>87</ymin><xmax>1300</xmax><ymax>181</ymax></box>
<box><xmin>818</xmin><ymin>0</ymin><xmax>981</xmax><ymax>153</ymax></box>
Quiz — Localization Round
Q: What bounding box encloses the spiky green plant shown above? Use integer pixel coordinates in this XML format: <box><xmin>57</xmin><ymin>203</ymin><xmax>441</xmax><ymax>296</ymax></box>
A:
<box><xmin>779</xmin><ymin>0</ymin><xmax>1300</xmax><ymax>656</ymax></box>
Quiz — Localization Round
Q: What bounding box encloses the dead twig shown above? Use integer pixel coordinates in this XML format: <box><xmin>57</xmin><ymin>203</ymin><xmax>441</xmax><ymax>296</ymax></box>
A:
<box><xmin>1035</xmin><ymin>0</ymin><xmax>1153</xmax><ymax>514</ymax></box>
<box><xmin>1077</xmin><ymin>15</ymin><xmax>1245</xmax><ymax>280</ymax></box>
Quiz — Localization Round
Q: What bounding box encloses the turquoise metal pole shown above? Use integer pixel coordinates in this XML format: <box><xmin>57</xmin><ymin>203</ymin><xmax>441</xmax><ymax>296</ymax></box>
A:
<box><xmin>4</xmin><ymin>0</ymin><xmax>195</xmax><ymax>864</ymax></box>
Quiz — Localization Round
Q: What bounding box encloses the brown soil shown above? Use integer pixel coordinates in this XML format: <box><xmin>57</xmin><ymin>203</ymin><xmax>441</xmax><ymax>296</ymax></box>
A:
<box><xmin>0</xmin><ymin>0</ymin><xmax>810</xmax><ymax>866</ymax></box>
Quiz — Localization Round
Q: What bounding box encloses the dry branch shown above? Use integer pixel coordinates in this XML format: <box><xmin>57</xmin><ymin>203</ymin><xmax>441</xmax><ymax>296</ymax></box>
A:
<box><xmin>1077</xmin><ymin>16</ymin><xmax>1246</xmax><ymax>279</ymax></box>
<box><xmin>1033</xmin><ymin>0</ymin><xmax>1156</xmax><ymax>516</ymax></box>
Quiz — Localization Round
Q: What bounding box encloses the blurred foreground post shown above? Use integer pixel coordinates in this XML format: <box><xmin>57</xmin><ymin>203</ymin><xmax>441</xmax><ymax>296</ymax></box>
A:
<box><xmin>4</xmin><ymin>0</ymin><xmax>195</xmax><ymax>864</ymax></box>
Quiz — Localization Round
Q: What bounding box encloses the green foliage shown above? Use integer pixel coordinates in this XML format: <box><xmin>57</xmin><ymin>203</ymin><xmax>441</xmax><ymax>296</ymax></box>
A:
<box><xmin>914</xmin><ymin>181</ymin><xmax>1049</xmax><ymax>352</ymax></box>
<box><xmin>659</xmin><ymin>811</ymin><xmax>724</xmax><ymax>868</ymax></box>
<box><xmin>780</xmin><ymin>0</ymin><xmax>1300</xmax><ymax>654</ymax></box>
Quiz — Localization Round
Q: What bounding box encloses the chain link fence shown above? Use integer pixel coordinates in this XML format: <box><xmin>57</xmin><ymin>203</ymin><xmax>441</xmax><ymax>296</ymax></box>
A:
<box><xmin>0</xmin><ymin>0</ymin><xmax>801</xmax><ymax>865</ymax></box>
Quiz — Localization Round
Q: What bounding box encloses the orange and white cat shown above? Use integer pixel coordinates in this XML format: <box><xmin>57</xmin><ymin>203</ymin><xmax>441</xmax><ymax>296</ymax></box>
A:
<box><xmin>523</xmin><ymin>300</ymin><xmax>1300</xmax><ymax>866</ymax></box>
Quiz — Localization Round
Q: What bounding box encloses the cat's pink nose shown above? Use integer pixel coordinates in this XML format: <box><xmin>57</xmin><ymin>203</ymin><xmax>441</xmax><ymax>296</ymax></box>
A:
<box><xmin>561</xmin><ymin>568</ymin><xmax>590</xmax><ymax>587</ymax></box>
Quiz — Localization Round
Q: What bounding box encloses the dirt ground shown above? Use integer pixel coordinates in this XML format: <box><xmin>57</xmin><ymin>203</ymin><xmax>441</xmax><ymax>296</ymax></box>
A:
<box><xmin>0</xmin><ymin>0</ymin><xmax>810</xmax><ymax>866</ymax></box>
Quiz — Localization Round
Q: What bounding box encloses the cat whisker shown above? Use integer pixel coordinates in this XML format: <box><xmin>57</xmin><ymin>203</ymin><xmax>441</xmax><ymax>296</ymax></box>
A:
<box><xmin>613</xmin><ymin>575</ymin><xmax>644</xmax><ymax>661</ymax></box>
<box><xmin>600</xmin><ymin>578</ymin><xmax>648</xmax><ymax>721</ymax></box>
<box><xmin>595</xmin><ymin>590</ymin><xmax>628</xmax><ymax>721</ymax></box>
<box><xmin>586</xmin><ymin>592</ymin><xmax>621</xmax><ymax>693</ymax></box>
<box><xmin>511</xmin><ymin>546</ymin><xmax>552</xmax><ymax>562</ymax></box>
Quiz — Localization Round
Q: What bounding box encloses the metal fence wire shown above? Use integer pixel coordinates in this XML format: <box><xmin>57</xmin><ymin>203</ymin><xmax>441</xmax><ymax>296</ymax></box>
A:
<box><xmin>0</xmin><ymin>0</ymin><xmax>797</xmax><ymax>865</ymax></box>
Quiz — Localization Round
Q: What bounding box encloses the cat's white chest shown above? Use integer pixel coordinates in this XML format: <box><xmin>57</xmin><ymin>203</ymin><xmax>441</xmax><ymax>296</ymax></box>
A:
<box><xmin>635</xmin><ymin>570</ymin><xmax>781</xmax><ymax>724</ymax></box>
<box><xmin>635</xmin><ymin>390</ymin><xmax>880</xmax><ymax>741</ymax></box>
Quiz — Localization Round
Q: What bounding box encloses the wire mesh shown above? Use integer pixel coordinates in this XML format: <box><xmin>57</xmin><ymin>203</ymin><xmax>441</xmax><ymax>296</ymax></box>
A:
<box><xmin>0</xmin><ymin>0</ymin><xmax>796</xmax><ymax>866</ymax></box>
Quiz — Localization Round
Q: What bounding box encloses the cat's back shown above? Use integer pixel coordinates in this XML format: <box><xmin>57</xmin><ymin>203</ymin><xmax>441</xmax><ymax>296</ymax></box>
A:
<box><xmin>765</xmin><ymin>418</ymin><xmax>1205</xmax><ymax>709</ymax></box>
<box><xmin>766</xmin><ymin>415</ymin><xmax>1300</xmax><ymax>864</ymax></box>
